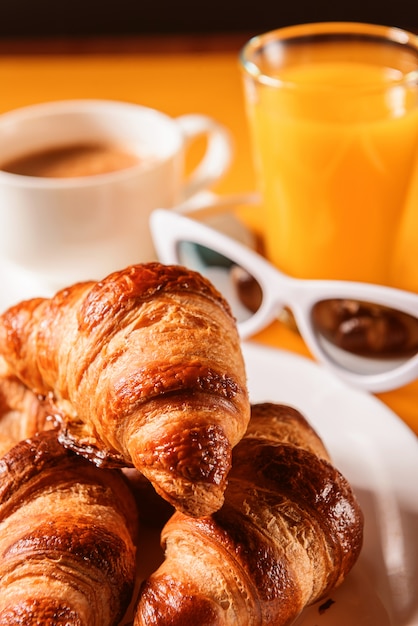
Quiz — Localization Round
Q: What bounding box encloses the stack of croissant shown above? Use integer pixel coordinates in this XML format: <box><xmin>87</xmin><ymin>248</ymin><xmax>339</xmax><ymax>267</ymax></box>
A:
<box><xmin>0</xmin><ymin>262</ymin><xmax>363</xmax><ymax>626</ymax></box>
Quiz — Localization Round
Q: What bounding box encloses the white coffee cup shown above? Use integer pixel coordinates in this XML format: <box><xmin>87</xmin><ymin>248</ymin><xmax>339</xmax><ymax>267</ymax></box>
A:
<box><xmin>0</xmin><ymin>99</ymin><xmax>232</xmax><ymax>308</ymax></box>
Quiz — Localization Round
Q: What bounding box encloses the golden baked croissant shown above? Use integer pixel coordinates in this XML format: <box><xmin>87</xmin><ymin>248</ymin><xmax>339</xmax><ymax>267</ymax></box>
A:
<box><xmin>135</xmin><ymin>403</ymin><xmax>364</xmax><ymax>626</ymax></box>
<box><xmin>0</xmin><ymin>262</ymin><xmax>250</xmax><ymax>517</ymax></box>
<box><xmin>0</xmin><ymin>430</ymin><xmax>138</xmax><ymax>626</ymax></box>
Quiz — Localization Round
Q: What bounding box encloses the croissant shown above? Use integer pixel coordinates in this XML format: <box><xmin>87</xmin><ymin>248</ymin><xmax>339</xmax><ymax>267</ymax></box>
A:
<box><xmin>0</xmin><ymin>262</ymin><xmax>250</xmax><ymax>517</ymax></box>
<box><xmin>135</xmin><ymin>402</ymin><xmax>364</xmax><ymax>626</ymax></box>
<box><xmin>0</xmin><ymin>430</ymin><xmax>138</xmax><ymax>626</ymax></box>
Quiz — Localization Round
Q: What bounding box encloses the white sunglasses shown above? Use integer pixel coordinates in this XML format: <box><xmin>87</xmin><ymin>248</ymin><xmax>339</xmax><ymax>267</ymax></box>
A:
<box><xmin>150</xmin><ymin>206</ymin><xmax>418</xmax><ymax>393</ymax></box>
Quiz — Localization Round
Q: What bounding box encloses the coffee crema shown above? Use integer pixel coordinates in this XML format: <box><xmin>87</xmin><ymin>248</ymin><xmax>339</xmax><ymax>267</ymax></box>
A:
<box><xmin>0</xmin><ymin>142</ymin><xmax>141</xmax><ymax>178</ymax></box>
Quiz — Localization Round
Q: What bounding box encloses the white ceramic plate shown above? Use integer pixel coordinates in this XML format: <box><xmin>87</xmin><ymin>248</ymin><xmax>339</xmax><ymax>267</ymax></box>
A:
<box><xmin>242</xmin><ymin>341</ymin><xmax>418</xmax><ymax>626</ymax></box>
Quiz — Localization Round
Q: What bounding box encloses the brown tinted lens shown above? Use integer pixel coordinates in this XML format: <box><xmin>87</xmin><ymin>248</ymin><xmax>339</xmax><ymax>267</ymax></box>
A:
<box><xmin>177</xmin><ymin>241</ymin><xmax>263</xmax><ymax>322</ymax></box>
<box><xmin>230</xmin><ymin>265</ymin><xmax>263</xmax><ymax>313</ymax></box>
<box><xmin>312</xmin><ymin>299</ymin><xmax>418</xmax><ymax>360</ymax></box>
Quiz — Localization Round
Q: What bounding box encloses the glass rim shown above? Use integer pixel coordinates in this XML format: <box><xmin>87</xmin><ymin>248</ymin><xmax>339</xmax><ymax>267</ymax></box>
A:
<box><xmin>239</xmin><ymin>21</ymin><xmax>418</xmax><ymax>90</ymax></box>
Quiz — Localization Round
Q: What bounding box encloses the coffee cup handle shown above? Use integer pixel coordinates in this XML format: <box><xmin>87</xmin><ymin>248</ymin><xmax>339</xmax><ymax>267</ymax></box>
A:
<box><xmin>176</xmin><ymin>114</ymin><xmax>233</xmax><ymax>201</ymax></box>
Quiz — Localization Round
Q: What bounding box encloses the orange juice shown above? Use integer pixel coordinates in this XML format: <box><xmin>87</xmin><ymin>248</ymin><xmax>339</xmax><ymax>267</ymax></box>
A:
<box><xmin>241</xmin><ymin>26</ymin><xmax>418</xmax><ymax>291</ymax></box>
<box><xmin>389</xmin><ymin>153</ymin><xmax>418</xmax><ymax>291</ymax></box>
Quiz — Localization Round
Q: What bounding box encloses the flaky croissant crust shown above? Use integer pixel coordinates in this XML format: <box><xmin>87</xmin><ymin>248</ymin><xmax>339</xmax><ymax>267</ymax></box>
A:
<box><xmin>0</xmin><ymin>355</ymin><xmax>55</xmax><ymax>458</ymax></box>
<box><xmin>135</xmin><ymin>403</ymin><xmax>364</xmax><ymax>626</ymax></box>
<box><xmin>0</xmin><ymin>263</ymin><xmax>250</xmax><ymax>517</ymax></box>
<box><xmin>0</xmin><ymin>430</ymin><xmax>138</xmax><ymax>626</ymax></box>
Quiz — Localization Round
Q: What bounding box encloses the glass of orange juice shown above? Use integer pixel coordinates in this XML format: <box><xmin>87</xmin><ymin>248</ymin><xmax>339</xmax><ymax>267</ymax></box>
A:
<box><xmin>240</xmin><ymin>22</ymin><xmax>418</xmax><ymax>292</ymax></box>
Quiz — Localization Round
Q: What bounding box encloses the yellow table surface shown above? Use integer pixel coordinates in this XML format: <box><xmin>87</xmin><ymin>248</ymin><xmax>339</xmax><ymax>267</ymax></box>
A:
<box><xmin>0</xmin><ymin>36</ymin><xmax>416</xmax><ymax>436</ymax></box>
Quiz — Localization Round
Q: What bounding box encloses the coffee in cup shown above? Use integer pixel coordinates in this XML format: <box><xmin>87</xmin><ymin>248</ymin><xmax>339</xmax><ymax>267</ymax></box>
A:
<box><xmin>0</xmin><ymin>141</ymin><xmax>142</xmax><ymax>178</ymax></box>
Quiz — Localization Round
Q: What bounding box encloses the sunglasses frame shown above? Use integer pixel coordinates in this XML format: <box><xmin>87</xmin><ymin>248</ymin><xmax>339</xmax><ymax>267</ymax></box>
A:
<box><xmin>150</xmin><ymin>206</ymin><xmax>418</xmax><ymax>393</ymax></box>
